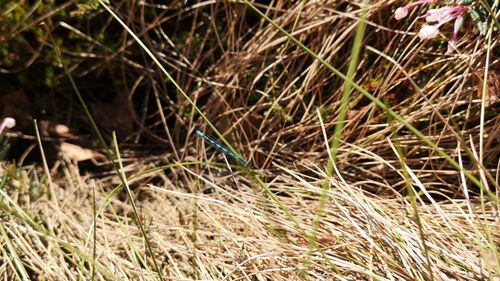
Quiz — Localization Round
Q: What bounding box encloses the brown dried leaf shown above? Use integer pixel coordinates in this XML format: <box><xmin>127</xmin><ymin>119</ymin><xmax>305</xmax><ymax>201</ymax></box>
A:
<box><xmin>59</xmin><ymin>142</ymin><xmax>94</xmax><ymax>162</ymax></box>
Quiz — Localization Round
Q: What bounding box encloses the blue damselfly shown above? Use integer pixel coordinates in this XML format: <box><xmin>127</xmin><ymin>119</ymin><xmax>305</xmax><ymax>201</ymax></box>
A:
<box><xmin>196</xmin><ymin>129</ymin><xmax>249</xmax><ymax>167</ymax></box>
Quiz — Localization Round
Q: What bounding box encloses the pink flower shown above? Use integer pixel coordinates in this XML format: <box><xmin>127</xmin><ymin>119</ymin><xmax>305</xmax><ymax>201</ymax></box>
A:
<box><xmin>395</xmin><ymin>1</ymin><xmax>468</xmax><ymax>50</ymax></box>
<box><xmin>423</xmin><ymin>6</ymin><xmax>467</xmax><ymax>25</ymax></box>
<box><xmin>424</xmin><ymin>7</ymin><xmax>455</xmax><ymax>22</ymax></box>
<box><xmin>417</xmin><ymin>5</ymin><xmax>467</xmax><ymax>43</ymax></box>
<box><xmin>448</xmin><ymin>15</ymin><xmax>464</xmax><ymax>52</ymax></box>
<box><xmin>419</xmin><ymin>25</ymin><xmax>440</xmax><ymax>39</ymax></box>
<box><xmin>394</xmin><ymin>0</ymin><xmax>434</xmax><ymax>20</ymax></box>
<box><xmin>0</xmin><ymin>117</ymin><xmax>15</xmax><ymax>134</ymax></box>
<box><xmin>395</xmin><ymin>7</ymin><xmax>409</xmax><ymax>20</ymax></box>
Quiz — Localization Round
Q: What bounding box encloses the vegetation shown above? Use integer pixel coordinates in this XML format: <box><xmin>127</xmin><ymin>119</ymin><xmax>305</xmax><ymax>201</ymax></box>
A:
<box><xmin>0</xmin><ymin>0</ymin><xmax>498</xmax><ymax>280</ymax></box>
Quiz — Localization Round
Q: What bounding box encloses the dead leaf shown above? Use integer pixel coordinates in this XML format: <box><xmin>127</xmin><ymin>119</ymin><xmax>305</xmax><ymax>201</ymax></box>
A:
<box><xmin>59</xmin><ymin>142</ymin><xmax>94</xmax><ymax>162</ymax></box>
<box><xmin>39</xmin><ymin>120</ymin><xmax>77</xmax><ymax>139</ymax></box>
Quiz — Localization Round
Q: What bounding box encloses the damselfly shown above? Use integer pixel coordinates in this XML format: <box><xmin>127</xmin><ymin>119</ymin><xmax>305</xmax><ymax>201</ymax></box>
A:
<box><xmin>196</xmin><ymin>129</ymin><xmax>249</xmax><ymax>167</ymax></box>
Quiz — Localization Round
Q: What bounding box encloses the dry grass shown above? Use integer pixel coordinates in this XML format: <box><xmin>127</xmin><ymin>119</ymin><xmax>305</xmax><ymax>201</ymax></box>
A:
<box><xmin>0</xmin><ymin>159</ymin><xmax>498</xmax><ymax>280</ymax></box>
<box><xmin>0</xmin><ymin>0</ymin><xmax>499</xmax><ymax>280</ymax></box>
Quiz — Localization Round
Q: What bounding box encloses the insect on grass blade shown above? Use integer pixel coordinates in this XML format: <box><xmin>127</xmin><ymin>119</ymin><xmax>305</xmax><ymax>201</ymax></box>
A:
<box><xmin>196</xmin><ymin>129</ymin><xmax>249</xmax><ymax>167</ymax></box>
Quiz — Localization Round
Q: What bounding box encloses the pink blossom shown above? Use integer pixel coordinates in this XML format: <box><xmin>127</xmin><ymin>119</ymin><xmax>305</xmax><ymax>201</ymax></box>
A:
<box><xmin>394</xmin><ymin>0</ymin><xmax>434</xmax><ymax>20</ymax></box>
<box><xmin>424</xmin><ymin>7</ymin><xmax>455</xmax><ymax>22</ymax></box>
<box><xmin>0</xmin><ymin>117</ymin><xmax>15</xmax><ymax>134</ymax></box>
<box><xmin>423</xmin><ymin>6</ymin><xmax>467</xmax><ymax>25</ymax></box>
<box><xmin>395</xmin><ymin>7</ymin><xmax>409</xmax><ymax>20</ymax></box>
<box><xmin>417</xmin><ymin>5</ymin><xmax>467</xmax><ymax>43</ymax></box>
<box><xmin>448</xmin><ymin>15</ymin><xmax>464</xmax><ymax>52</ymax></box>
<box><xmin>395</xmin><ymin>1</ymin><xmax>469</xmax><ymax>50</ymax></box>
<box><xmin>419</xmin><ymin>25</ymin><xmax>440</xmax><ymax>39</ymax></box>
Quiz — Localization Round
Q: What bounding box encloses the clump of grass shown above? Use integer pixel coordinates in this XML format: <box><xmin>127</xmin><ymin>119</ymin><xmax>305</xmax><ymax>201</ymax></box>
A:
<box><xmin>0</xmin><ymin>0</ymin><xmax>498</xmax><ymax>280</ymax></box>
<box><xmin>0</xmin><ymin>158</ymin><xmax>497</xmax><ymax>279</ymax></box>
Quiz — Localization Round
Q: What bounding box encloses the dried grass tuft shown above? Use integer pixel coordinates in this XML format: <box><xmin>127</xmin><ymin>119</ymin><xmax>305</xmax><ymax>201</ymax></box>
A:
<box><xmin>0</xmin><ymin>0</ymin><xmax>498</xmax><ymax>280</ymax></box>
